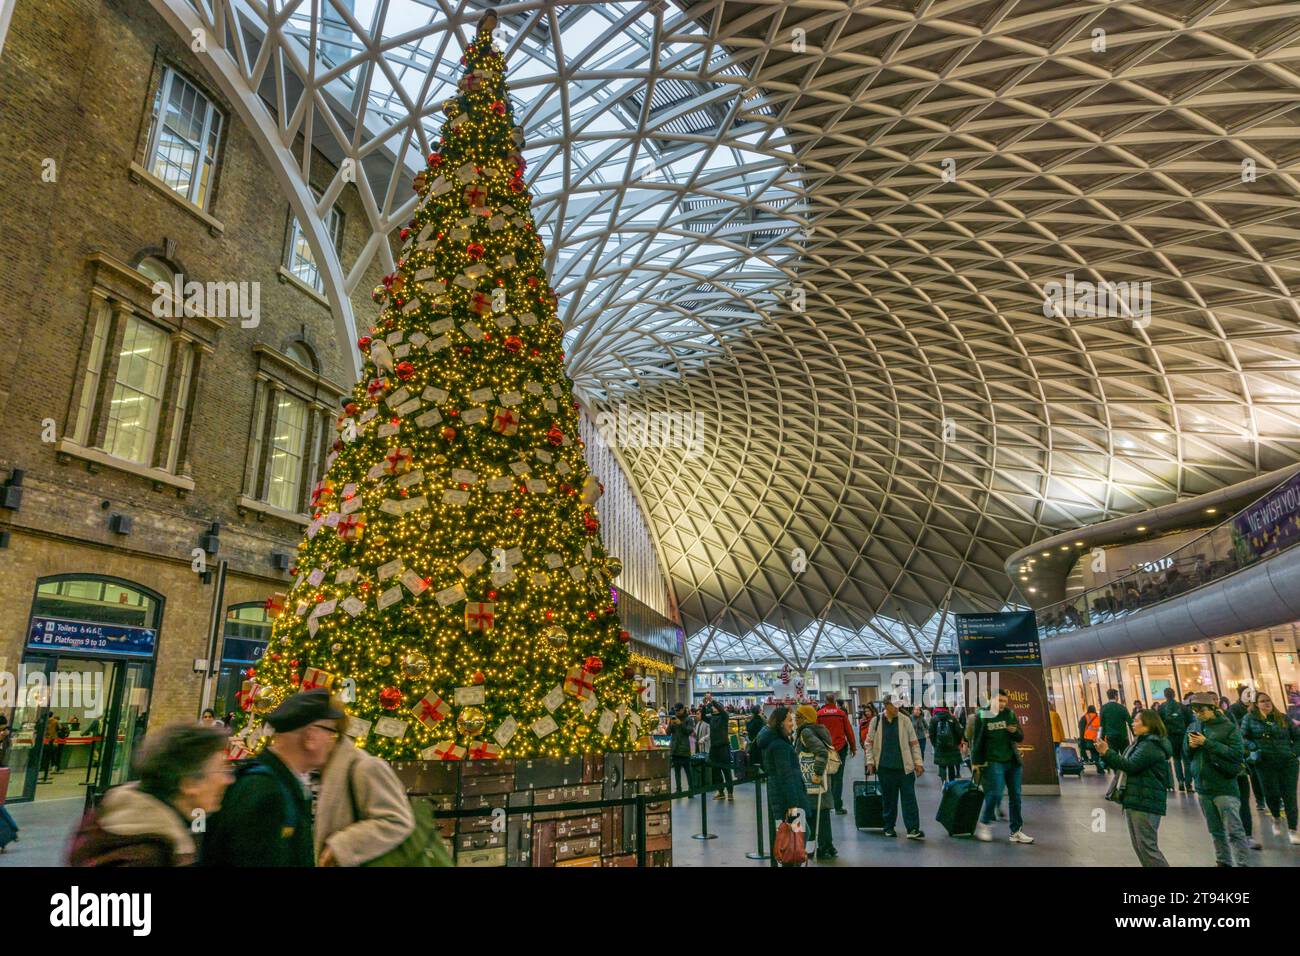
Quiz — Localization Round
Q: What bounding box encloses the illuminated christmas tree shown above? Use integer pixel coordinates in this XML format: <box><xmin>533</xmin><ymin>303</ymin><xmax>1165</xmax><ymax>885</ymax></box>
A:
<box><xmin>243</xmin><ymin>17</ymin><xmax>645</xmax><ymax>760</ymax></box>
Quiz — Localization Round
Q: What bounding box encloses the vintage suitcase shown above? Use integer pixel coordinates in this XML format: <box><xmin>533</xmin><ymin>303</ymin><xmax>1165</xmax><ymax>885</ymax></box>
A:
<box><xmin>622</xmin><ymin>749</ymin><xmax>669</xmax><ymax>781</ymax></box>
<box><xmin>456</xmin><ymin>846</ymin><xmax>506</xmax><ymax>867</ymax></box>
<box><xmin>459</xmin><ymin>773</ymin><xmax>515</xmax><ymax>797</ymax></box>
<box><xmin>392</xmin><ymin>760</ymin><xmax>459</xmax><ymax>795</ymax></box>
<box><xmin>458</xmin><ymin>791</ymin><xmax>508</xmax><ymax>812</ymax></box>
<box><xmin>507</xmin><ymin>810</ymin><xmax>533</xmax><ymax>866</ymax></box>
<box><xmin>602</xmin><ymin>752</ymin><xmax>625</xmax><ymax>798</ymax></box>
<box><xmin>555</xmin><ymin>814</ymin><xmax>602</xmax><ymax>840</ymax></box>
<box><xmin>936</xmin><ymin>778</ymin><xmax>985</xmax><ymax>837</ymax></box>
<box><xmin>515</xmin><ymin>756</ymin><xmax>584</xmax><ymax>790</ymax></box>
<box><xmin>456</xmin><ymin>811</ymin><xmax>501</xmax><ymax>834</ymax></box>
<box><xmin>603</xmin><ymin>853</ymin><xmax>637</xmax><ymax>868</ymax></box>
<box><xmin>854</xmin><ymin>778</ymin><xmax>885</xmax><ymax>830</ymax></box>
<box><xmin>555</xmin><ymin>834</ymin><xmax>603</xmax><ymax>862</ymax></box>
<box><xmin>645</xmin><ymin>811</ymin><xmax>671</xmax><ymax>837</ymax></box>
<box><xmin>456</xmin><ymin>829</ymin><xmax>506</xmax><ymax>852</ymax></box>
<box><xmin>532</xmin><ymin>820</ymin><xmax>557</xmax><ymax>867</ymax></box>
<box><xmin>645</xmin><ymin>832</ymin><xmax>672</xmax><ymax>853</ymax></box>
<box><xmin>532</xmin><ymin>783</ymin><xmax>603</xmax><ymax>819</ymax></box>
<box><xmin>648</xmin><ymin>848</ymin><xmax>672</xmax><ymax>867</ymax></box>
<box><xmin>582</xmin><ymin>753</ymin><xmax>605</xmax><ymax>784</ymax></box>
<box><xmin>462</xmin><ymin>758</ymin><xmax>516</xmax><ymax>778</ymax></box>
<box><xmin>556</xmin><ymin>855</ymin><xmax>601</xmax><ymax>867</ymax></box>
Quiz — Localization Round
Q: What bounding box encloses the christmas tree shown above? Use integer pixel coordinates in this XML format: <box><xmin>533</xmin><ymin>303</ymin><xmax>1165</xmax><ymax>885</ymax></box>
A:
<box><xmin>243</xmin><ymin>17</ymin><xmax>645</xmax><ymax>760</ymax></box>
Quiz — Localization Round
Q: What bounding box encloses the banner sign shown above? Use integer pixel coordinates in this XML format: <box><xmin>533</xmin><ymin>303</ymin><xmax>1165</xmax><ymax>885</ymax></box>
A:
<box><xmin>955</xmin><ymin>611</ymin><xmax>1057</xmax><ymax>792</ymax></box>
<box><xmin>1232</xmin><ymin>470</ymin><xmax>1300</xmax><ymax>562</ymax></box>
<box><xmin>955</xmin><ymin>611</ymin><xmax>1043</xmax><ymax>668</ymax></box>
<box><xmin>27</xmin><ymin>616</ymin><xmax>157</xmax><ymax>658</ymax></box>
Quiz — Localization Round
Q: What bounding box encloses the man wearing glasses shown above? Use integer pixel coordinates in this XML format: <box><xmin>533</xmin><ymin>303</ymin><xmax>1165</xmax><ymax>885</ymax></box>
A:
<box><xmin>202</xmin><ymin>689</ymin><xmax>343</xmax><ymax>867</ymax></box>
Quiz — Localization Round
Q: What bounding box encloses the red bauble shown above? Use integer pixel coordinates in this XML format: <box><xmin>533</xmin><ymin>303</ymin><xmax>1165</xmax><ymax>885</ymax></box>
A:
<box><xmin>504</xmin><ymin>335</ymin><xmax>522</xmax><ymax>353</ymax></box>
<box><xmin>583</xmin><ymin>656</ymin><xmax>603</xmax><ymax>674</ymax></box>
<box><xmin>545</xmin><ymin>610</ymin><xmax>554</xmax><ymax>621</ymax></box>
<box><xmin>492</xmin><ymin>100</ymin><xmax>506</xmax><ymax>115</ymax></box>
<box><xmin>379</xmin><ymin>687</ymin><xmax>403</xmax><ymax>710</ymax></box>
<box><xmin>472</xmin><ymin>670</ymin><xmax>485</xmax><ymax>685</ymax></box>
<box><xmin>623</xmin><ymin>666</ymin><xmax>636</xmax><ymax>678</ymax></box>
<box><xmin>618</xmin><ymin>629</ymin><xmax>631</xmax><ymax>643</ymax></box>
<box><xmin>527</xmin><ymin>276</ymin><xmax>539</xmax><ymax>288</ymax></box>
<box><xmin>441</xmin><ymin>426</ymin><xmax>458</xmax><ymax>441</ymax></box>
<box><xmin>400</xmin><ymin>227</ymin><xmax>410</xmax><ymax>240</ymax></box>
<box><xmin>467</xmin><ymin>241</ymin><xmax>485</xmax><ymax>260</ymax></box>
<box><xmin>358</xmin><ymin>335</ymin><xmax>372</xmax><ymax>351</ymax></box>
<box><xmin>546</xmin><ymin>425</ymin><xmax>564</xmax><ymax>446</ymax></box>
<box><xmin>395</xmin><ymin>361</ymin><xmax>416</xmax><ymax>380</ymax></box>
<box><xmin>345</xmin><ymin>402</ymin><xmax>359</xmax><ymax>415</ymax></box>
<box><xmin>487</xmin><ymin>590</ymin><xmax>497</xmax><ymax>600</ymax></box>
<box><xmin>587</xmin><ymin>611</ymin><xmax>598</xmax><ymax>620</ymax></box>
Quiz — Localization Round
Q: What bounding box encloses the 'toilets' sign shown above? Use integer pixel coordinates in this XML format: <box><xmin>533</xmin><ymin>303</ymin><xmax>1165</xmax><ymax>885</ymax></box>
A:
<box><xmin>27</xmin><ymin>617</ymin><xmax>157</xmax><ymax>658</ymax></box>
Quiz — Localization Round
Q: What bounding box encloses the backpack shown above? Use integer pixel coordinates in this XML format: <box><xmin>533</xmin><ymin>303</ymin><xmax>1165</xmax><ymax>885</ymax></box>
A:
<box><xmin>934</xmin><ymin>716</ymin><xmax>956</xmax><ymax>748</ymax></box>
<box><xmin>232</xmin><ymin>760</ymin><xmax>300</xmax><ymax>834</ymax></box>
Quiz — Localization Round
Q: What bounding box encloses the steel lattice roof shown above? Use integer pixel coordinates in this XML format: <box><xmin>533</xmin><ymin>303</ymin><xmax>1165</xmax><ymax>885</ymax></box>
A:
<box><xmin>154</xmin><ymin>0</ymin><xmax>1300</xmax><ymax>666</ymax></box>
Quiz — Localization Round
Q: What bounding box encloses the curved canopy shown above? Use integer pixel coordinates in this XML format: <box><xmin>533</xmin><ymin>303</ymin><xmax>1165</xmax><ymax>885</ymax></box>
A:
<box><xmin>157</xmin><ymin>0</ymin><xmax>1300</xmax><ymax>666</ymax></box>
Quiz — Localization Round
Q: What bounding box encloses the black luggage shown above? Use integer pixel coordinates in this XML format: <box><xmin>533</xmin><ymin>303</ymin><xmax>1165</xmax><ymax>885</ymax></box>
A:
<box><xmin>1057</xmin><ymin>742</ymin><xmax>1085</xmax><ymax>777</ymax></box>
<box><xmin>853</xmin><ymin>777</ymin><xmax>884</xmax><ymax>830</ymax></box>
<box><xmin>936</xmin><ymin>777</ymin><xmax>984</xmax><ymax>837</ymax></box>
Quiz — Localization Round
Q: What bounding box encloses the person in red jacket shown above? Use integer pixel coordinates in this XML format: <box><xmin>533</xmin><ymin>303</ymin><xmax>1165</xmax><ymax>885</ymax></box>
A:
<box><xmin>817</xmin><ymin>694</ymin><xmax>858</xmax><ymax>814</ymax></box>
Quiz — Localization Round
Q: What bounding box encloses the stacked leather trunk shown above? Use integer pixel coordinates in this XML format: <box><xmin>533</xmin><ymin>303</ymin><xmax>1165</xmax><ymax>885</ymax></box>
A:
<box><xmin>391</xmin><ymin>750</ymin><xmax>672</xmax><ymax>867</ymax></box>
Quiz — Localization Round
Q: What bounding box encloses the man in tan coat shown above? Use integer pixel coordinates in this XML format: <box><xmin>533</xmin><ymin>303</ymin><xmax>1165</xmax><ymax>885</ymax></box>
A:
<box><xmin>314</xmin><ymin>726</ymin><xmax>415</xmax><ymax>867</ymax></box>
<box><xmin>863</xmin><ymin>697</ymin><xmax>926</xmax><ymax>840</ymax></box>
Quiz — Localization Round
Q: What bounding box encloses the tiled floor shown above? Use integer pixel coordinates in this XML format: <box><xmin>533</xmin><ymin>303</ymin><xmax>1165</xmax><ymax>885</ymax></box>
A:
<box><xmin>0</xmin><ymin>796</ymin><xmax>83</xmax><ymax>867</ymax></box>
<box><xmin>669</xmin><ymin>759</ymin><xmax>1300</xmax><ymax>867</ymax></box>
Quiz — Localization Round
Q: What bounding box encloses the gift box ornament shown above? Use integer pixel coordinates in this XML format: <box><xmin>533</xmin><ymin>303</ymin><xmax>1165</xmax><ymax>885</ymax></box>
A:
<box><xmin>384</xmin><ymin>446</ymin><xmax>415</xmax><ymax>475</ymax></box>
<box><xmin>491</xmin><ymin>406</ymin><xmax>519</xmax><ymax>436</ymax></box>
<box><xmin>464</xmin><ymin>601</ymin><xmax>496</xmax><ymax>631</ymax></box>
<box><xmin>337</xmin><ymin>513</ymin><xmax>366</xmax><ymax>541</ymax></box>
<box><xmin>428</xmin><ymin>740</ymin><xmax>467</xmax><ymax>761</ymax></box>
<box><xmin>263</xmin><ymin>592</ymin><xmax>287</xmax><ymax>619</ymax></box>
<box><xmin>564</xmin><ymin>665</ymin><xmax>596</xmax><ymax>700</ymax></box>
<box><xmin>300</xmin><ymin>667</ymin><xmax>336</xmax><ymax>691</ymax></box>
<box><xmin>411</xmin><ymin>691</ymin><xmax>451</xmax><ymax>727</ymax></box>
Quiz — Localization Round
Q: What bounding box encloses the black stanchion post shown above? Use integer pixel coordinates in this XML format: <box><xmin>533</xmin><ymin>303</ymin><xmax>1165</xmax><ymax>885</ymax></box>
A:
<box><xmin>746</xmin><ymin>772</ymin><xmax>767</xmax><ymax>860</ymax></box>
<box><xmin>635</xmin><ymin>793</ymin><xmax>648</xmax><ymax>867</ymax></box>
<box><xmin>692</xmin><ymin>760</ymin><xmax>717</xmax><ymax>840</ymax></box>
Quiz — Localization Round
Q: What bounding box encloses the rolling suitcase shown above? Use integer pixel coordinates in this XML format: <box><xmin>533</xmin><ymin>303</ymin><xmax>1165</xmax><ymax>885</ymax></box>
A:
<box><xmin>1057</xmin><ymin>742</ymin><xmax>1085</xmax><ymax>777</ymax></box>
<box><xmin>936</xmin><ymin>777</ymin><xmax>984</xmax><ymax>837</ymax></box>
<box><xmin>853</xmin><ymin>777</ymin><xmax>884</xmax><ymax>830</ymax></box>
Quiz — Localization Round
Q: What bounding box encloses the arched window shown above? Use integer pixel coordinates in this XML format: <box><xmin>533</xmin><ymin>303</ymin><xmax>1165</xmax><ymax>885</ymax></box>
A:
<box><xmin>33</xmin><ymin>575</ymin><xmax>163</xmax><ymax>630</ymax></box>
<box><xmin>285</xmin><ymin>340</ymin><xmax>317</xmax><ymax>372</ymax></box>
<box><xmin>136</xmin><ymin>256</ymin><xmax>174</xmax><ymax>285</ymax></box>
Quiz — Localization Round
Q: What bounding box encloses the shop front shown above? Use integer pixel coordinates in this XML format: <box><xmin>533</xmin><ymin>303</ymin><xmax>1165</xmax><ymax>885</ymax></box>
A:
<box><xmin>212</xmin><ymin>602</ymin><xmax>272</xmax><ymax>720</ymax></box>
<box><xmin>1046</xmin><ymin>623</ymin><xmax>1300</xmax><ymax>736</ymax></box>
<box><xmin>4</xmin><ymin>575</ymin><xmax>161</xmax><ymax>806</ymax></box>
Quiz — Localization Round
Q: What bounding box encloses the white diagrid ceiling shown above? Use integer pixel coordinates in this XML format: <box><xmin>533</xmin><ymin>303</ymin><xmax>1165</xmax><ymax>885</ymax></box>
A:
<box><xmin>154</xmin><ymin>0</ymin><xmax>1300</xmax><ymax>665</ymax></box>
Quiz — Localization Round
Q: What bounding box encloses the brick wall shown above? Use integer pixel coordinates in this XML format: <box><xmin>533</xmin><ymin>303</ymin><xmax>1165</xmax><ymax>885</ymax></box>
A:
<box><xmin>0</xmin><ymin>0</ymin><xmax>390</xmax><ymax>728</ymax></box>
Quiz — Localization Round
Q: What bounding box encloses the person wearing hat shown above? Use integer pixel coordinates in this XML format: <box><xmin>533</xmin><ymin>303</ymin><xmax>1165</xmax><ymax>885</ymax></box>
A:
<box><xmin>1185</xmin><ymin>692</ymin><xmax>1250</xmax><ymax>866</ymax></box>
<box><xmin>795</xmin><ymin>703</ymin><xmax>839</xmax><ymax>859</ymax></box>
<box><xmin>201</xmin><ymin>689</ymin><xmax>342</xmax><ymax>867</ymax></box>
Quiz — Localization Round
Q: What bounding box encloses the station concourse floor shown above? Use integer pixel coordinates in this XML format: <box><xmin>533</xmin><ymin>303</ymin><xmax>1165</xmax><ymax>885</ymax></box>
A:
<box><xmin>3</xmin><ymin>756</ymin><xmax>1300</xmax><ymax>868</ymax></box>
<box><xmin>668</xmin><ymin>756</ymin><xmax>1300</xmax><ymax>868</ymax></box>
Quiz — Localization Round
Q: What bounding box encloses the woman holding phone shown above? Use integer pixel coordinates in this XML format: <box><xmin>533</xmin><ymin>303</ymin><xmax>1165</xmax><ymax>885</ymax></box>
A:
<box><xmin>1096</xmin><ymin>709</ymin><xmax>1173</xmax><ymax>866</ymax></box>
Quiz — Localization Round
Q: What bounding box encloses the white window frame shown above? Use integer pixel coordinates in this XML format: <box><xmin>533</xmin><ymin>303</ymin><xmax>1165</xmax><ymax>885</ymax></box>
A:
<box><xmin>264</xmin><ymin>390</ymin><xmax>310</xmax><ymax>512</ymax></box>
<box><xmin>145</xmin><ymin>66</ymin><xmax>224</xmax><ymax>209</ymax></box>
<box><xmin>286</xmin><ymin>198</ymin><xmax>343</xmax><ymax>293</ymax></box>
<box><xmin>101</xmin><ymin>315</ymin><xmax>172</xmax><ymax>467</ymax></box>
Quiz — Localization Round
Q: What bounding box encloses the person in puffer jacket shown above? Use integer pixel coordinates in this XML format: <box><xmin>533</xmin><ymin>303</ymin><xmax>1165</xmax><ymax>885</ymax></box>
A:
<box><xmin>1240</xmin><ymin>692</ymin><xmax>1300</xmax><ymax>845</ymax></box>
<box><xmin>1096</xmin><ymin>710</ymin><xmax>1173</xmax><ymax>866</ymax></box>
<box><xmin>1186</xmin><ymin>693</ymin><xmax>1250</xmax><ymax>866</ymax></box>
<box><xmin>67</xmin><ymin>723</ymin><xmax>231</xmax><ymax>866</ymax></box>
<box><xmin>796</xmin><ymin>704</ymin><xmax>837</xmax><ymax>860</ymax></box>
<box><xmin>757</xmin><ymin>707</ymin><xmax>811</xmax><ymax>866</ymax></box>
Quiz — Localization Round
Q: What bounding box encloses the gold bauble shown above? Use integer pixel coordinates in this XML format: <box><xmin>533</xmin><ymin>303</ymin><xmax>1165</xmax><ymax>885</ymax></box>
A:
<box><xmin>376</xmin><ymin>654</ymin><xmax>393</xmax><ymax>668</ymax></box>
<box><xmin>606</xmin><ymin>557</ymin><xmax>623</xmax><ymax>579</ymax></box>
<box><xmin>401</xmin><ymin>652</ymin><xmax>429</xmax><ymax>677</ymax></box>
<box><xmin>251</xmin><ymin>686</ymin><xmax>280</xmax><ymax>715</ymax></box>
<box><xmin>456</xmin><ymin>706</ymin><xmax>487</xmax><ymax>738</ymax></box>
<box><xmin>543</xmin><ymin>625</ymin><xmax>568</xmax><ymax>648</ymax></box>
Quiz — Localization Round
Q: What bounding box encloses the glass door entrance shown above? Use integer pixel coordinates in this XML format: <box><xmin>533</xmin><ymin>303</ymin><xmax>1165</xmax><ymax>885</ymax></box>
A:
<box><xmin>6</xmin><ymin>656</ymin><xmax>152</xmax><ymax>805</ymax></box>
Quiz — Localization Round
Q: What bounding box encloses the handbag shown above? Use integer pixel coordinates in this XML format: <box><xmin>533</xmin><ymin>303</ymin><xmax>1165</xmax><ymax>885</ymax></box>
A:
<box><xmin>774</xmin><ymin>811</ymin><xmax>807</xmax><ymax>866</ymax></box>
<box><xmin>1105</xmin><ymin>770</ymin><xmax>1127</xmax><ymax>804</ymax></box>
